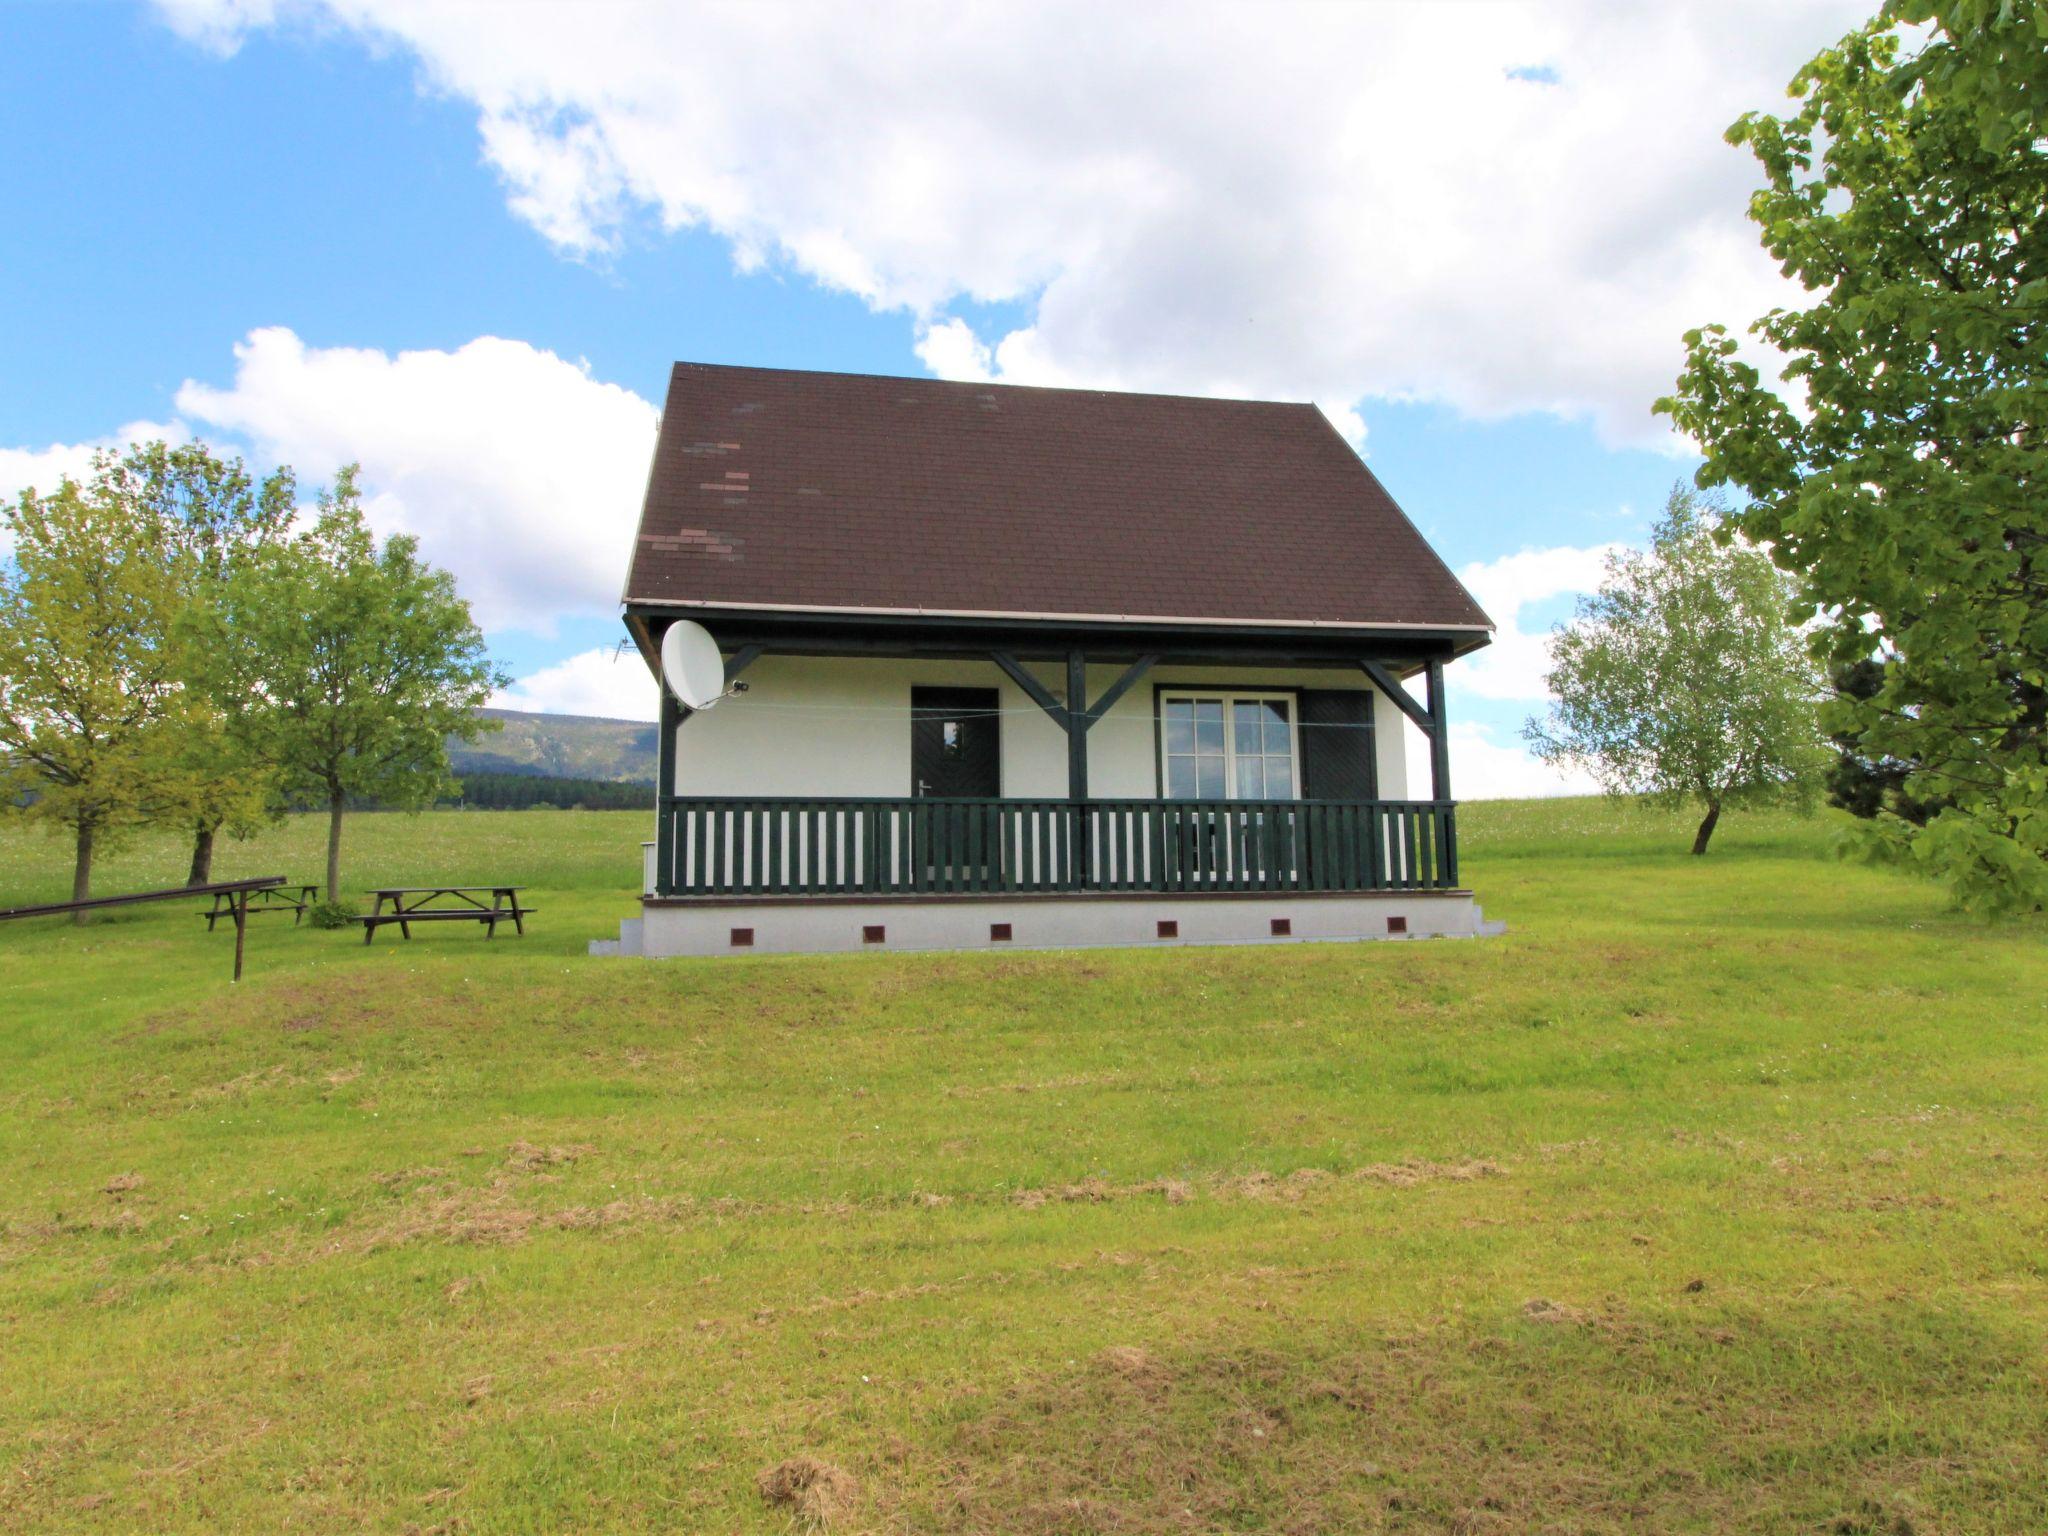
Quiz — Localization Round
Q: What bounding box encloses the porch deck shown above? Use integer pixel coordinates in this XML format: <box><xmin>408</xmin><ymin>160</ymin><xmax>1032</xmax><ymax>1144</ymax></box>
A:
<box><xmin>648</xmin><ymin>795</ymin><xmax>1457</xmax><ymax>899</ymax></box>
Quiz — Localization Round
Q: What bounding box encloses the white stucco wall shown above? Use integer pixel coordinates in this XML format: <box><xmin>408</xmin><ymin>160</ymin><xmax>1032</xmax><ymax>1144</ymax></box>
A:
<box><xmin>667</xmin><ymin>655</ymin><xmax>1413</xmax><ymax>800</ymax></box>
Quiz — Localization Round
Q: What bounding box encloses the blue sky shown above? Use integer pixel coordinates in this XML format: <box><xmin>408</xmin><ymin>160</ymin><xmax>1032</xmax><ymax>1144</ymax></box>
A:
<box><xmin>1</xmin><ymin>1</ymin><xmax>1864</xmax><ymax>794</ymax></box>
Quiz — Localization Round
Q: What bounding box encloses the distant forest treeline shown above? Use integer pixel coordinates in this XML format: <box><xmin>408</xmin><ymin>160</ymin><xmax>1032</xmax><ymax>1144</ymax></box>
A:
<box><xmin>287</xmin><ymin>771</ymin><xmax>654</xmax><ymax>813</ymax></box>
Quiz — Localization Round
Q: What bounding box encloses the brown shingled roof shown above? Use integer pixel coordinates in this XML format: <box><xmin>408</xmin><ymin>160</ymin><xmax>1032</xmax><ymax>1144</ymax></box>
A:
<box><xmin>624</xmin><ymin>363</ymin><xmax>1492</xmax><ymax>635</ymax></box>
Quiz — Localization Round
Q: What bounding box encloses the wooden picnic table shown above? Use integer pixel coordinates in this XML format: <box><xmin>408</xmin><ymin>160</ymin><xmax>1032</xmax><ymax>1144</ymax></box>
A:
<box><xmin>202</xmin><ymin>882</ymin><xmax>319</xmax><ymax>930</ymax></box>
<box><xmin>359</xmin><ymin>886</ymin><xmax>533</xmax><ymax>944</ymax></box>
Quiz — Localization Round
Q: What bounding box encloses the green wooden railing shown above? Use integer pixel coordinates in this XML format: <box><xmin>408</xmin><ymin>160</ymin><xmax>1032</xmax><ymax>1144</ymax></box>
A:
<box><xmin>651</xmin><ymin>797</ymin><xmax>1458</xmax><ymax>897</ymax></box>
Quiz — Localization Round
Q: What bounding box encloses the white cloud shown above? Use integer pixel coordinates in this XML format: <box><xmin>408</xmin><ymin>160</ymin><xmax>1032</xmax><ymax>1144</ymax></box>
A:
<box><xmin>0</xmin><ymin>419</ymin><xmax>189</xmax><ymax>557</ymax></box>
<box><xmin>157</xmin><ymin>0</ymin><xmax>1864</xmax><ymax>447</ymax></box>
<box><xmin>914</xmin><ymin>317</ymin><xmax>996</xmax><ymax>384</ymax></box>
<box><xmin>174</xmin><ymin>327</ymin><xmax>658</xmax><ymax>631</ymax></box>
<box><xmin>0</xmin><ymin>419</ymin><xmax>188</xmax><ymax>504</ymax></box>
<box><xmin>1405</xmin><ymin>720</ymin><xmax>1601</xmax><ymax>801</ymax></box>
<box><xmin>1451</xmin><ymin>541</ymin><xmax>1626</xmax><ymax>702</ymax></box>
<box><xmin>494</xmin><ymin>645</ymin><xmax>657</xmax><ymax>720</ymax></box>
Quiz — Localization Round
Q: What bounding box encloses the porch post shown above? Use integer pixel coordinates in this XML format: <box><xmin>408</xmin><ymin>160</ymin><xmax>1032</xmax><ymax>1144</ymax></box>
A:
<box><xmin>1425</xmin><ymin>660</ymin><xmax>1450</xmax><ymax>802</ymax></box>
<box><xmin>654</xmin><ymin>684</ymin><xmax>679</xmax><ymax>897</ymax></box>
<box><xmin>1065</xmin><ymin>651</ymin><xmax>1088</xmax><ymax>802</ymax></box>
<box><xmin>1067</xmin><ymin>651</ymin><xmax>1089</xmax><ymax>888</ymax></box>
<box><xmin>1425</xmin><ymin>659</ymin><xmax>1457</xmax><ymax>886</ymax></box>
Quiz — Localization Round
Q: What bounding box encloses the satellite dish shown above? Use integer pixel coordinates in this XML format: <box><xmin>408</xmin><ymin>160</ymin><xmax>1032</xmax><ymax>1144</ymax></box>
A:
<box><xmin>660</xmin><ymin>620</ymin><xmax>727</xmax><ymax>709</ymax></box>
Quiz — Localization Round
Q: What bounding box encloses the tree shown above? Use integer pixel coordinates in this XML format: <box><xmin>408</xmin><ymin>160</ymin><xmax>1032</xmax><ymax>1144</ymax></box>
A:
<box><xmin>1524</xmin><ymin>486</ymin><xmax>1826</xmax><ymax>854</ymax></box>
<box><xmin>0</xmin><ymin>458</ymin><xmax>191</xmax><ymax>915</ymax></box>
<box><xmin>1658</xmin><ymin>0</ymin><xmax>2048</xmax><ymax>910</ymax></box>
<box><xmin>209</xmin><ymin>466</ymin><xmax>503</xmax><ymax>901</ymax></box>
<box><xmin>120</xmin><ymin>440</ymin><xmax>297</xmax><ymax>884</ymax></box>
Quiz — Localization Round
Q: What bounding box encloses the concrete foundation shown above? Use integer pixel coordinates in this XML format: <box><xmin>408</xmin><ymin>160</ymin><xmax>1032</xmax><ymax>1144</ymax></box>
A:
<box><xmin>596</xmin><ymin>891</ymin><xmax>1503</xmax><ymax>958</ymax></box>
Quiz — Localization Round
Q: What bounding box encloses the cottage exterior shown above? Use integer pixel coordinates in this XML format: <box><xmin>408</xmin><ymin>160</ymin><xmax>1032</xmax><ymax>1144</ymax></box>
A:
<box><xmin>602</xmin><ymin>362</ymin><xmax>1497</xmax><ymax>958</ymax></box>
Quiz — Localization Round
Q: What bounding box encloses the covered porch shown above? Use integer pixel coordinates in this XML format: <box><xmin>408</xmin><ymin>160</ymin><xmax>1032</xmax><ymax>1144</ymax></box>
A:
<box><xmin>633</xmin><ymin>607</ymin><xmax>1465</xmax><ymax>904</ymax></box>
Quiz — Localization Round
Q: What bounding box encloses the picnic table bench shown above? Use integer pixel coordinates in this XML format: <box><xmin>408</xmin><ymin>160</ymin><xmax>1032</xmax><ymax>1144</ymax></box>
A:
<box><xmin>201</xmin><ymin>882</ymin><xmax>319</xmax><ymax>930</ymax></box>
<box><xmin>359</xmin><ymin>886</ymin><xmax>533</xmax><ymax>944</ymax></box>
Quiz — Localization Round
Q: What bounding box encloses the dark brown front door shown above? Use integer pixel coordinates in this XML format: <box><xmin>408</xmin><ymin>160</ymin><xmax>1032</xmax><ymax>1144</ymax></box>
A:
<box><xmin>911</xmin><ymin>687</ymin><xmax>1001</xmax><ymax>798</ymax></box>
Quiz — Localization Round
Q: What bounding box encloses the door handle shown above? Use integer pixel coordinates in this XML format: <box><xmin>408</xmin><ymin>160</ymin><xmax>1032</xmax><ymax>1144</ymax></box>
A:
<box><xmin>916</xmin><ymin>778</ymin><xmax>932</xmax><ymax>797</ymax></box>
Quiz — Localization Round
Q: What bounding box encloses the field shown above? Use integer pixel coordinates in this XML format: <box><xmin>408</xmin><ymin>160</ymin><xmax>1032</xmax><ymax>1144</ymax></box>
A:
<box><xmin>1</xmin><ymin>800</ymin><xmax>2044</xmax><ymax>1534</ymax></box>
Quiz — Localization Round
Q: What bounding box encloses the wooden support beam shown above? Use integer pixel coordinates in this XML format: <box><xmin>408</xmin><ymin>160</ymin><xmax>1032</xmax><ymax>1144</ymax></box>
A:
<box><xmin>1426</xmin><ymin>659</ymin><xmax>1451</xmax><ymax>803</ymax></box>
<box><xmin>990</xmin><ymin>651</ymin><xmax>1068</xmax><ymax>727</ymax></box>
<box><xmin>1084</xmin><ymin>653</ymin><xmax>1159</xmax><ymax>724</ymax></box>
<box><xmin>1065</xmin><ymin>652</ymin><xmax>1090</xmax><ymax>803</ymax></box>
<box><xmin>723</xmin><ymin>643</ymin><xmax>764</xmax><ymax>686</ymax></box>
<box><xmin>654</xmin><ymin>688</ymin><xmax>680</xmax><ymax>897</ymax></box>
<box><xmin>1358</xmin><ymin>659</ymin><xmax>1434</xmax><ymax>732</ymax></box>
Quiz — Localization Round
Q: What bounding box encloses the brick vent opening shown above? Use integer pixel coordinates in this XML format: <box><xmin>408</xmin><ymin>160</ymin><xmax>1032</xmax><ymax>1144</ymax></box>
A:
<box><xmin>730</xmin><ymin>927</ymin><xmax>754</xmax><ymax>947</ymax></box>
<box><xmin>1386</xmin><ymin>915</ymin><xmax>1408</xmax><ymax>935</ymax></box>
<box><xmin>1156</xmin><ymin>919</ymin><xmax>1179</xmax><ymax>940</ymax></box>
<box><xmin>1270</xmin><ymin>918</ymin><xmax>1292</xmax><ymax>937</ymax></box>
<box><xmin>990</xmin><ymin>922</ymin><xmax>1013</xmax><ymax>942</ymax></box>
<box><xmin>863</xmin><ymin>925</ymin><xmax>886</xmax><ymax>944</ymax></box>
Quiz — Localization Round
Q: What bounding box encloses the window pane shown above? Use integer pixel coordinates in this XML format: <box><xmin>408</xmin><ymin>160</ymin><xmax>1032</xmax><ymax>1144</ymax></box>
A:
<box><xmin>1164</xmin><ymin>700</ymin><xmax>1193</xmax><ymax>755</ymax></box>
<box><xmin>1237</xmin><ymin>755</ymin><xmax>1265</xmax><ymax>799</ymax></box>
<box><xmin>1233</xmin><ymin>709</ymin><xmax>1263</xmax><ymax>760</ymax></box>
<box><xmin>1167</xmin><ymin>754</ymin><xmax>1199</xmax><ymax>797</ymax></box>
<box><xmin>1195</xmin><ymin>700</ymin><xmax>1225</xmax><ymax>753</ymax></box>
<box><xmin>1262</xmin><ymin>700</ymin><xmax>1292</xmax><ymax>753</ymax></box>
<box><xmin>1265</xmin><ymin>755</ymin><xmax>1293</xmax><ymax>799</ymax></box>
<box><xmin>1197</xmin><ymin>758</ymin><xmax>1225</xmax><ymax>799</ymax></box>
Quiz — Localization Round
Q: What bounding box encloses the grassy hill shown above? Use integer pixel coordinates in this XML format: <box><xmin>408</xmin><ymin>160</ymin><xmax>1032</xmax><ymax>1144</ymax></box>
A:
<box><xmin>1</xmin><ymin>800</ymin><xmax>2043</xmax><ymax>1532</ymax></box>
<box><xmin>451</xmin><ymin>707</ymin><xmax>656</xmax><ymax>782</ymax></box>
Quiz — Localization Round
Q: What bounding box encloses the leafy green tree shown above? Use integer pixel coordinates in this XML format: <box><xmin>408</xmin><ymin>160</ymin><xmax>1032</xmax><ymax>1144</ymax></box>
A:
<box><xmin>1524</xmin><ymin>487</ymin><xmax>1826</xmax><ymax>854</ymax></box>
<box><xmin>1658</xmin><ymin>0</ymin><xmax>2048</xmax><ymax>910</ymax></box>
<box><xmin>0</xmin><ymin>458</ymin><xmax>192</xmax><ymax>915</ymax></box>
<box><xmin>119</xmin><ymin>440</ymin><xmax>298</xmax><ymax>885</ymax></box>
<box><xmin>210</xmin><ymin>466</ymin><xmax>503</xmax><ymax>901</ymax></box>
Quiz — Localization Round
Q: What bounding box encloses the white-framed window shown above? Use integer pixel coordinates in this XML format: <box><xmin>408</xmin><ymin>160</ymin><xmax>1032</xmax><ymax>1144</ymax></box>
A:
<box><xmin>1159</xmin><ymin>691</ymin><xmax>1300</xmax><ymax>801</ymax></box>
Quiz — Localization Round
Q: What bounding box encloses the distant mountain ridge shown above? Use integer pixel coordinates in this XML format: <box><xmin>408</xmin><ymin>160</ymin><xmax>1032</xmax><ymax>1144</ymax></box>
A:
<box><xmin>450</xmin><ymin>708</ymin><xmax>657</xmax><ymax>784</ymax></box>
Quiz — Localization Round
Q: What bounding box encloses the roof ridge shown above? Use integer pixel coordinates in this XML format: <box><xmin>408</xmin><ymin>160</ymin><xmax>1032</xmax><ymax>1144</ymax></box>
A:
<box><xmin>669</xmin><ymin>359</ymin><xmax>1324</xmax><ymax>413</ymax></box>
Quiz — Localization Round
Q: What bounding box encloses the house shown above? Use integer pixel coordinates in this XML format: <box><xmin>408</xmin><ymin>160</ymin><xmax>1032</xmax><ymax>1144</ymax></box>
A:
<box><xmin>600</xmin><ymin>362</ymin><xmax>1498</xmax><ymax>958</ymax></box>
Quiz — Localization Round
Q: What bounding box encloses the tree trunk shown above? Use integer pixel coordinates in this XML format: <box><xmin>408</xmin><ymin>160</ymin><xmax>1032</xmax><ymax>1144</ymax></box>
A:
<box><xmin>326</xmin><ymin>790</ymin><xmax>346</xmax><ymax>904</ymax></box>
<box><xmin>187</xmin><ymin>823</ymin><xmax>217</xmax><ymax>887</ymax></box>
<box><xmin>1691</xmin><ymin>800</ymin><xmax>1722</xmax><ymax>856</ymax></box>
<box><xmin>72</xmin><ymin>821</ymin><xmax>95</xmax><ymax>925</ymax></box>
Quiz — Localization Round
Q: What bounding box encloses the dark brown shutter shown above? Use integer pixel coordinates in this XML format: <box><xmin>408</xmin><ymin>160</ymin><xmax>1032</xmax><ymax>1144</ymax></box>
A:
<box><xmin>1300</xmin><ymin>690</ymin><xmax>1377</xmax><ymax>801</ymax></box>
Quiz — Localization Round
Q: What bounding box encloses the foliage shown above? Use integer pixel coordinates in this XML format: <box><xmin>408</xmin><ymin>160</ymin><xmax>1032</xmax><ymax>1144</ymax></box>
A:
<box><xmin>0</xmin><ymin>801</ymin><xmax>2043</xmax><ymax>1531</ymax></box>
<box><xmin>204</xmin><ymin>465</ymin><xmax>504</xmax><ymax>900</ymax></box>
<box><xmin>1658</xmin><ymin>0</ymin><xmax>2048</xmax><ymax>910</ymax></box>
<box><xmin>123</xmin><ymin>440</ymin><xmax>299</xmax><ymax>882</ymax></box>
<box><xmin>305</xmin><ymin>899</ymin><xmax>357</xmax><ymax>930</ymax></box>
<box><xmin>1824</xmin><ymin>657</ymin><xmax>1954</xmax><ymax>825</ymax></box>
<box><xmin>0</xmin><ymin>455</ymin><xmax>193</xmax><ymax>906</ymax></box>
<box><xmin>1524</xmin><ymin>485</ymin><xmax>1826</xmax><ymax>853</ymax></box>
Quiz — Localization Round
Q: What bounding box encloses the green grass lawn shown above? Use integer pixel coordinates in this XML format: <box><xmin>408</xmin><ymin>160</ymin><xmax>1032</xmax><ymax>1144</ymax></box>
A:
<box><xmin>1</xmin><ymin>801</ymin><xmax>2043</xmax><ymax>1533</ymax></box>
